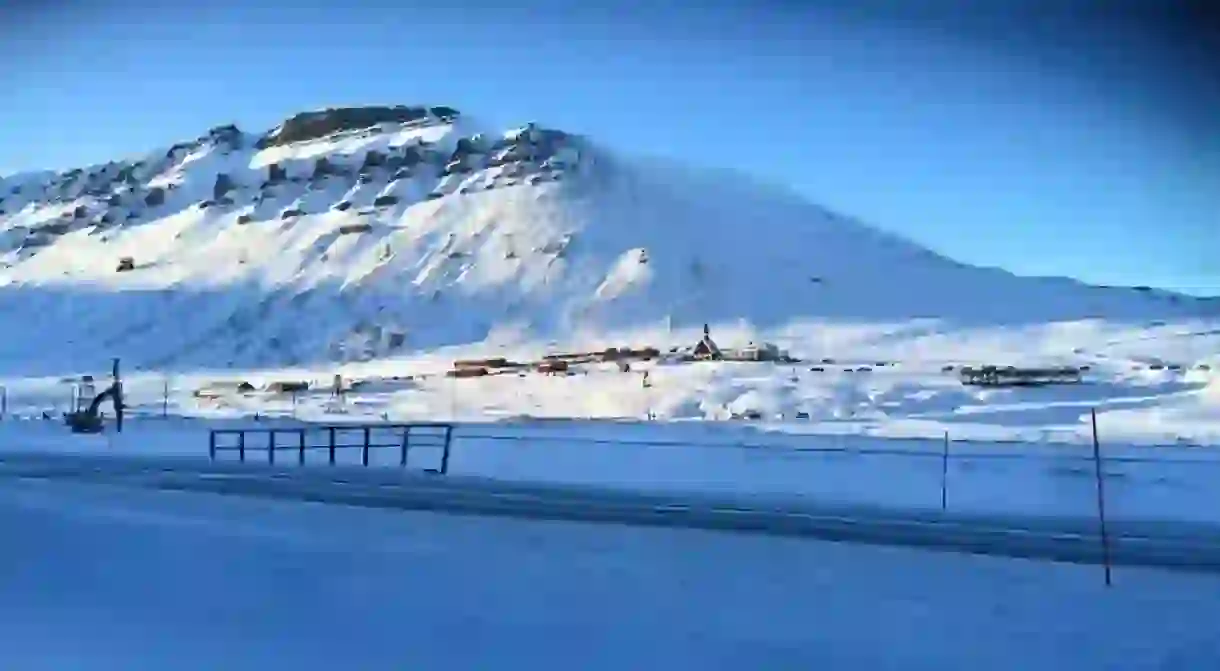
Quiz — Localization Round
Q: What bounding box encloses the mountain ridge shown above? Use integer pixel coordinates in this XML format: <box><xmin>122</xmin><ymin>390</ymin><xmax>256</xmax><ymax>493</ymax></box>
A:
<box><xmin>0</xmin><ymin>104</ymin><xmax>1210</xmax><ymax>376</ymax></box>
<box><xmin>3</xmin><ymin>105</ymin><xmax>1207</xmax><ymax>302</ymax></box>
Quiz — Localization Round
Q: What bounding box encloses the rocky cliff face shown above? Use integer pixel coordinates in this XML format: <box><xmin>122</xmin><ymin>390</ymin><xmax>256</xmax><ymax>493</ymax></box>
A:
<box><xmin>258</xmin><ymin>105</ymin><xmax>461</xmax><ymax>149</ymax></box>
<box><xmin>0</xmin><ymin>106</ymin><xmax>585</xmax><ymax>262</ymax></box>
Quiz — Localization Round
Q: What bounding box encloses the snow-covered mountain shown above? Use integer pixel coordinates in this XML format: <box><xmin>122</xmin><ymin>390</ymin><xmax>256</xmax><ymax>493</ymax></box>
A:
<box><xmin>0</xmin><ymin>104</ymin><xmax>1208</xmax><ymax>375</ymax></box>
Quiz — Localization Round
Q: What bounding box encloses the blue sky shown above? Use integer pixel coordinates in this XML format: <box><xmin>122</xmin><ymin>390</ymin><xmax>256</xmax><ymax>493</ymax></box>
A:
<box><xmin>2</xmin><ymin>0</ymin><xmax>1216</xmax><ymax>295</ymax></box>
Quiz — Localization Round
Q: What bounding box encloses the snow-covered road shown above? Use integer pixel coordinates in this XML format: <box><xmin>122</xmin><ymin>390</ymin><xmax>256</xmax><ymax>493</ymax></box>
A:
<box><xmin>4</xmin><ymin>472</ymin><xmax>1220</xmax><ymax>670</ymax></box>
<box><xmin>3</xmin><ymin>452</ymin><xmax>1218</xmax><ymax>572</ymax></box>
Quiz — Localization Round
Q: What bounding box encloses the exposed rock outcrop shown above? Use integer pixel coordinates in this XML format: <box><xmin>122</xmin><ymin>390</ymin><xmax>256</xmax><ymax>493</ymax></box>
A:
<box><xmin>213</xmin><ymin>173</ymin><xmax>235</xmax><ymax>200</ymax></box>
<box><xmin>359</xmin><ymin>150</ymin><xmax>387</xmax><ymax>173</ymax></box>
<box><xmin>266</xmin><ymin>163</ymin><xmax>287</xmax><ymax>184</ymax></box>
<box><xmin>207</xmin><ymin>124</ymin><xmax>244</xmax><ymax>149</ymax></box>
<box><xmin>257</xmin><ymin>105</ymin><xmax>460</xmax><ymax>149</ymax></box>
<box><xmin>311</xmin><ymin>157</ymin><xmax>336</xmax><ymax>180</ymax></box>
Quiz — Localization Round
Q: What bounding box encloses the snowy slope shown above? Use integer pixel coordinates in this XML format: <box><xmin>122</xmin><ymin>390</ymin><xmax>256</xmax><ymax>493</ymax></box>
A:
<box><xmin>0</xmin><ymin>104</ymin><xmax>1212</xmax><ymax>381</ymax></box>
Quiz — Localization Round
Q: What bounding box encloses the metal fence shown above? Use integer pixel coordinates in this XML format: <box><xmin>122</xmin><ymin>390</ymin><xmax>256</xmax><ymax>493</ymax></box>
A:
<box><xmin>209</xmin><ymin>422</ymin><xmax>454</xmax><ymax>472</ymax></box>
<box><xmin>202</xmin><ymin>413</ymin><xmax>1197</xmax><ymax>586</ymax></box>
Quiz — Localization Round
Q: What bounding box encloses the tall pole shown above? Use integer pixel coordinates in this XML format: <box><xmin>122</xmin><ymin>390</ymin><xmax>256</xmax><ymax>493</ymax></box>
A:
<box><xmin>1091</xmin><ymin>408</ymin><xmax>1112</xmax><ymax>587</ymax></box>
<box><xmin>112</xmin><ymin>357</ymin><xmax>123</xmax><ymax>433</ymax></box>
<box><xmin>940</xmin><ymin>431</ymin><xmax>950</xmax><ymax>511</ymax></box>
<box><xmin>643</xmin><ymin>370</ymin><xmax>653</xmax><ymax>421</ymax></box>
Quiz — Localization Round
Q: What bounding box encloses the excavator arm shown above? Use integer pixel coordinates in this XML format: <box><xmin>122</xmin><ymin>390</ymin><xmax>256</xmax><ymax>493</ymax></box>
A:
<box><xmin>64</xmin><ymin>360</ymin><xmax>125</xmax><ymax>434</ymax></box>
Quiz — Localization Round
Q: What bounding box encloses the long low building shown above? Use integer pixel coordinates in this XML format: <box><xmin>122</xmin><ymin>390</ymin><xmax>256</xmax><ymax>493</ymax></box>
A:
<box><xmin>959</xmin><ymin>365</ymin><xmax>1083</xmax><ymax>387</ymax></box>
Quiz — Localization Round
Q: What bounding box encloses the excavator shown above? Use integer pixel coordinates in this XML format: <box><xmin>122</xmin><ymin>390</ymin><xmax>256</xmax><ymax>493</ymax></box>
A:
<box><xmin>64</xmin><ymin>358</ymin><xmax>125</xmax><ymax>434</ymax></box>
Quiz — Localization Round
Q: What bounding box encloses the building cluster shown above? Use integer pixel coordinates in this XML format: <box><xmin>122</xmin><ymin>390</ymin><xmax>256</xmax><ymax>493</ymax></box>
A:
<box><xmin>444</xmin><ymin>324</ymin><xmax>795</xmax><ymax>380</ymax></box>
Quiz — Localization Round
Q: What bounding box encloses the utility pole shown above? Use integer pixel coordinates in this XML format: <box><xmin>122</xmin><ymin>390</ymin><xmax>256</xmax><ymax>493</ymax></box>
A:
<box><xmin>332</xmin><ymin>373</ymin><xmax>345</xmax><ymax>406</ymax></box>
<box><xmin>112</xmin><ymin>357</ymin><xmax>124</xmax><ymax>433</ymax></box>
<box><xmin>1091</xmin><ymin>408</ymin><xmax>1112</xmax><ymax>587</ymax></box>
<box><xmin>642</xmin><ymin>370</ymin><xmax>653</xmax><ymax>421</ymax></box>
<box><xmin>940</xmin><ymin>431</ymin><xmax>950</xmax><ymax>511</ymax></box>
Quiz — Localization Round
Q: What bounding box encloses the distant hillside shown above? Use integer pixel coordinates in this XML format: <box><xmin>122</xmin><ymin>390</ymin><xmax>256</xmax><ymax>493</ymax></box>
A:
<box><xmin>0</xmin><ymin>104</ymin><xmax>1208</xmax><ymax>375</ymax></box>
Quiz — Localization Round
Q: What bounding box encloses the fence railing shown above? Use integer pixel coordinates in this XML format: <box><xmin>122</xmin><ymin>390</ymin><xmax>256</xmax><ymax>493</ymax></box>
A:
<box><xmin>209</xmin><ymin>422</ymin><xmax>454</xmax><ymax>473</ymax></box>
<box><xmin>441</xmin><ymin>429</ymin><xmax>1220</xmax><ymax>466</ymax></box>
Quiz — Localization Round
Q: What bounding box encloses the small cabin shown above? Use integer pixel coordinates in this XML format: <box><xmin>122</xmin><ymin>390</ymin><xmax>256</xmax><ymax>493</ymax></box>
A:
<box><xmin>737</xmin><ymin>342</ymin><xmax>782</xmax><ymax>362</ymax></box>
<box><xmin>265</xmin><ymin>380</ymin><xmax>309</xmax><ymax>394</ymax></box>
<box><xmin>599</xmin><ymin>347</ymin><xmax>627</xmax><ymax>361</ymax></box>
<box><xmin>454</xmin><ymin>357</ymin><xmax>510</xmax><ymax>370</ymax></box>
<box><xmin>193</xmin><ymin>381</ymin><xmax>256</xmax><ymax>398</ymax></box>
<box><xmin>537</xmin><ymin>360</ymin><xmax>569</xmax><ymax>374</ymax></box>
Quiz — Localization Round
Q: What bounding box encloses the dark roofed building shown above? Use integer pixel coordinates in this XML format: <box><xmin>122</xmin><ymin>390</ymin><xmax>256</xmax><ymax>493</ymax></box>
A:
<box><xmin>693</xmin><ymin>323</ymin><xmax>722</xmax><ymax>360</ymax></box>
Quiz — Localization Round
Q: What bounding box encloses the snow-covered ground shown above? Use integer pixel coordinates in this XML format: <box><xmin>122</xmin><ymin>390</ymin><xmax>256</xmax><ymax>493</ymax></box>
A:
<box><xmin>2</xmin><ymin>316</ymin><xmax>1217</xmax><ymax>445</ymax></box>
<box><xmin>3</xmin><ymin>478</ymin><xmax>1220</xmax><ymax>671</ymax></box>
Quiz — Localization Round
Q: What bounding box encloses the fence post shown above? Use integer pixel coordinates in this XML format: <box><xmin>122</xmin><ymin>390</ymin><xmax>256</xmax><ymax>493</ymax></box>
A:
<box><xmin>298</xmin><ymin>430</ymin><xmax>306</xmax><ymax>466</ymax></box>
<box><xmin>268</xmin><ymin>429</ymin><xmax>276</xmax><ymax>465</ymax></box>
<box><xmin>940</xmin><ymin>431</ymin><xmax>950</xmax><ymax>511</ymax></box>
<box><xmin>238</xmin><ymin>431</ymin><xmax>246</xmax><ymax>463</ymax></box>
<box><xmin>162</xmin><ymin>377</ymin><xmax>169</xmax><ymax>418</ymax></box>
<box><xmin>400</xmin><ymin>426</ymin><xmax>410</xmax><ymax>467</ymax></box>
<box><xmin>209</xmin><ymin>431</ymin><xmax>216</xmax><ymax>461</ymax></box>
<box><xmin>112</xmin><ymin>357</ymin><xmax>124</xmax><ymax>434</ymax></box>
<box><xmin>1091</xmin><ymin>408</ymin><xmax>1113</xmax><ymax>587</ymax></box>
<box><xmin>439</xmin><ymin>425</ymin><xmax>453</xmax><ymax>474</ymax></box>
<box><xmin>1</xmin><ymin>386</ymin><xmax>7</xmax><ymax>420</ymax></box>
<box><xmin>328</xmin><ymin>427</ymin><xmax>336</xmax><ymax>465</ymax></box>
<box><xmin>362</xmin><ymin>426</ymin><xmax>371</xmax><ymax>467</ymax></box>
